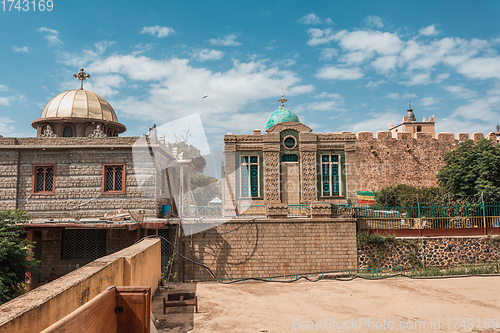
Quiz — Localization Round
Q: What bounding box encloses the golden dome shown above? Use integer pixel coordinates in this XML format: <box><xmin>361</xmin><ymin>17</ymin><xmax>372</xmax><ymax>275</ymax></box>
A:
<box><xmin>40</xmin><ymin>89</ymin><xmax>119</xmax><ymax>122</ymax></box>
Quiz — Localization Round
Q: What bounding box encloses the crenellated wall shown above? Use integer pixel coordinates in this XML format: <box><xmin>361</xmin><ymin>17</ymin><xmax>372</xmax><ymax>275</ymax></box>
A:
<box><xmin>355</xmin><ymin>131</ymin><xmax>498</xmax><ymax>192</ymax></box>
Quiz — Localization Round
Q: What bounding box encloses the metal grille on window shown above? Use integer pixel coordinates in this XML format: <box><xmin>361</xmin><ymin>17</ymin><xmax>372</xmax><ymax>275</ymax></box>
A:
<box><xmin>321</xmin><ymin>154</ymin><xmax>340</xmax><ymax>196</ymax></box>
<box><xmin>36</xmin><ymin>168</ymin><xmax>45</xmax><ymax>192</ymax></box>
<box><xmin>114</xmin><ymin>167</ymin><xmax>122</xmax><ymax>191</ymax></box>
<box><xmin>63</xmin><ymin>126</ymin><xmax>74</xmax><ymax>137</ymax></box>
<box><xmin>106</xmin><ymin>167</ymin><xmax>114</xmax><ymax>191</ymax></box>
<box><xmin>250</xmin><ymin>165</ymin><xmax>258</xmax><ymax>197</ymax></box>
<box><xmin>240</xmin><ymin>164</ymin><xmax>249</xmax><ymax>197</ymax></box>
<box><xmin>282</xmin><ymin>154</ymin><xmax>298</xmax><ymax>162</ymax></box>
<box><xmin>240</xmin><ymin>155</ymin><xmax>259</xmax><ymax>197</ymax></box>
<box><xmin>147</xmin><ymin>229</ymin><xmax>169</xmax><ymax>255</ymax></box>
<box><xmin>322</xmin><ymin>164</ymin><xmax>330</xmax><ymax>196</ymax></box>
<box><xmin>62</xmin><ymin>229</ymin><xmax>106</xmax><ymax>259</ymax></box>
<box><xmin>45</xmin><ymin>168</ymin><xmax>53</xmax><ymax>191</ymax></box>
<box><xmin>332</xmin><ymin>164</ymin><xmax>339</xmax><ymax>195</ymax></box>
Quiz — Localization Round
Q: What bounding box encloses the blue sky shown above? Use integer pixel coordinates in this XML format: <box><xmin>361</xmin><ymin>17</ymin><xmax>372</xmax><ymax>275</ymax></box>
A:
<box><xmin>1</xmin><ymin>0</ymin><xmax>500</xmax><ymax>153</ymax></box>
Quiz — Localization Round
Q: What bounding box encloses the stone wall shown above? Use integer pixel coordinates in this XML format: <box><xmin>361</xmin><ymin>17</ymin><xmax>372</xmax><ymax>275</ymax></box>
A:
<box><xmin>355</xmin><ymin>131</ymin><xmax>497</xmax><ymax>192</ymax></box>
<box><xmin>0</xmin><ymin>238</ymin><xmax>161</xmax><ymax>333</ymax></box>
<box><xmin>0</xmin><ymin>137</ymin><xmax>178</xmax><ymax>219</ymax></box>
<box><xmin>358</xmin><ymin>236</ymin><xmax>500</xmax><ymax>269</ymax></box>
<box><xmin>181</xmin><ymin>218</ymin><xmax>357</xmax><ymax>281</ymax></box>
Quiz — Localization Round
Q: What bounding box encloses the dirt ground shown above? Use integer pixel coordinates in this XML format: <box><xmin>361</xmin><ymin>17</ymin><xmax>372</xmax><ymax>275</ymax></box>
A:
<box><xmin>152</xmin><ymin>276</ymin><xmax>500</xmax><ymax>333</ymax></box>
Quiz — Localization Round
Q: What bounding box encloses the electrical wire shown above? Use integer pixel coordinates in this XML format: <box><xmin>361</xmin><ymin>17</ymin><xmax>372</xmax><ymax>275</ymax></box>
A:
<box><xmin>134</xmin><ymin>235</ymin><xmax>500</xmax><ymax>284</ymax></box>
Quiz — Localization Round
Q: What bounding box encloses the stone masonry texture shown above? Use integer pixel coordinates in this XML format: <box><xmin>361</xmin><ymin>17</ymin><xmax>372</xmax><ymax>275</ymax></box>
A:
<box><xmin>182</xmin><ymin>218</ymin><xmax>357</xmax><ymax>281</ymax></box>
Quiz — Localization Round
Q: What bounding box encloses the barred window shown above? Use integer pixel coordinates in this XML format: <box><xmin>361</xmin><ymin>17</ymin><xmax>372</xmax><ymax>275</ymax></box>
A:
<box><xmin>321</xmin><ymin>154</ymin><xmax>341</xmax><ymax>197</ymax></box>
<box><xmin>62</xmin><ymin>229</ymin><xmax>106</xmax><ymax>259</ymax></box>
<box><xmin>32</xmin><ymin>165</ymin><xmax>56</xmax><ymax>194</ymax></box>
<box><xmin>63</xmin><ymin>125</ymin><xmax>74</xmax><ymax>137</ymax></box>
<box><xmin>102</xmin><ymin>164</ymin><xmax>126</xmax><ymax>193</ymax></box>
<box><xmin>240</xmin><ymin>155</ymin><xmax>259</xmax><ymax>198</ymax></box>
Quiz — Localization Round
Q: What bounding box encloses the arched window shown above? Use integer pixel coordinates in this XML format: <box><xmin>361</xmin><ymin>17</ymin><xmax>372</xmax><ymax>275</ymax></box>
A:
<box><xmin>416</xmin><ymin>125</ymin><xmax>422</xmax><ymax>132</ymax></box>
<box><xmin>63</xmin><ymin>125</ymin><xmax>74</xmax><ymax>137</ymax></box>
<box><xmin>85</xmin><ymin>125</ymin><xmax>94</xmax><ymax>137</ymax></box>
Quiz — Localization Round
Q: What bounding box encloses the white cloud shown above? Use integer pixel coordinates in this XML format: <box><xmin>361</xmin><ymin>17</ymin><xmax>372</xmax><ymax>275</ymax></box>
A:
<box><xmin>406</xmin><ymin>72</ymin><xmax>431</xmax><ymax>85</ymax></box>
<box><xmin>87</xmin><ymin>55</ymin><xmax>312</xmax><ymax>139</ymax></box>
<box><xmin>140</xmin><ymin>25</ymin><xmax>175</xmax><ymax>38</ymax></box>
<box><xmin>316</xmin><ymin>66</ymin><xmax>364</xmax><ymax>80</ymax></box>
<box><xmin>386</xmin><ymin>93</ymin><xmax>400</xmax><ymax>100</ymax></box>
<box><xmin>420</xmin><ymin>96</ymin><xmax>439</xmax><ymax>107</ymax></box>
<box><xmin>0</xmin><ymin>85</ymin><xmax>8</xmax><ymax>92</ymax></box>
<box><xmin>456</xmin><ymin>57</ymin><xmax>500</xmax><ymax>80</ymax></box>
<box><xmin>306</xmin><ymin>28</ymin><xmax>337</xmax><ymax>46</ymax></box>
<box><xmin>337</xmin><ymin>30</ymin><xmax>403</xmax><ymax>56</ymax></box>
<box><xmin>299</xmin><ymin>13</ymin><xmax>322</xmax><ymax>25</ymax></box>
<box><xmin>12</xmin><ymin>46</ymin><xmax>29</xmax><ymax>53</ymax></box>
<box><xmin>324</xmin><ymin>18</ymin><xmax>334</xmax><ymax>25</ymax></box>
<box><xmin>443</xmin><ymin>85</ymin><xmax>477</xmax><ymax>99</ymax></box>
<box><xmin>94</xmin><ymin>41</ymin><xmax>116</xmax><ymax>54</ymax></box>
<box><xmin>320</xmin><ymin>48</ymin><xmax>338</xmax><ymax>61</ymax></box>
<box><xmin>364</xmin><ymin>15</ymin><xmax>384</xmax><ymax>29</ymax></box>
<box><xmin>0</xmin><ymin>97</ymin><xmax>10</xmax><ymax>106</ymax></box>
<box><xmin>419</xmin><ymin>25</ymin><xmax>438</xmax><ymax>36</ymax></box>
<box><xmin>192</xmin><ymin>49</ymin><xmax>224</xmax><ymax>61</ymax></box>
<box><xmin>371</xmin><ymin>55</ymin><xmax>398</xmax><ymax>73</ymax></box>
<box><xmin>295</xmin><ymin>100</ymin><xmax>345</xmax><ymax>113</ymax></box>
<box><xmin>0</xmin><ymin>117</ymin><xmax>16</xmax><ymax>134</ymax></box>
<box><xmin>209</xmin><ymin>34</ymin><xmax>241</xmax><ymax>46</ymax></box>
<box><xmin>38</xmin><ymin>27</ymin><xmax>62</xmax><ymax>46</ymax></box>
<box><xmin>347</xmin><ymin>111</ymin><xmax>401</xmax><ymax>133</ymax></box>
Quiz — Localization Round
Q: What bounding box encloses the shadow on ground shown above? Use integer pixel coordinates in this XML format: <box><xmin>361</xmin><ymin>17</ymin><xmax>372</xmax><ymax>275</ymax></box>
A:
<box><xmin>152</xmin><ymin>282</ymin><xmax>199</xmax><ymax>333</ymax></box>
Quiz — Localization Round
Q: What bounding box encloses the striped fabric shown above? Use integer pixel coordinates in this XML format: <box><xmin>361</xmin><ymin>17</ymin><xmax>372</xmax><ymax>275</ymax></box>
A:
<box><xmin>357</xmin><ymin>190</ymin><xmax>375</xmax><ymax>204</ymax></box>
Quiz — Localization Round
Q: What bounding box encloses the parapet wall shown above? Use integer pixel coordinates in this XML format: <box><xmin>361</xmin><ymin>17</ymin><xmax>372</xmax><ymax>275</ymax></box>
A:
<box><xmin>0</xmin><ymin>238</ymin><xmax>161</xmax><ymax>333</ymax></box>
<box><xmin>182</xmin><ymin>218</ymin><xmax>357</xmax><ymax>281</ymax></box>
<box><xmin>355</xmin><ymin>131</ymin><xmax>498</xmax><ymax>192</ymax></box>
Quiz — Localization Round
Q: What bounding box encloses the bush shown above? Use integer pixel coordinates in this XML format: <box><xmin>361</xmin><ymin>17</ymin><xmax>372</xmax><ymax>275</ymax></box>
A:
<box><xmin>0</xmin><ymin>210</ymin><xmax>39</xmax><ymax>304</ymax></box>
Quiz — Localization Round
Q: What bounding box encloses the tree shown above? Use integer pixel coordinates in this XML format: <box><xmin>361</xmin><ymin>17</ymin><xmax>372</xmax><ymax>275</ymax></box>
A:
<box><xmin>0</xmin><ymin>210</ymin><xmax>38</xmax><ymax>304</ymax></box>
<box><xmin>167</xmin><ymin>141</ymin><xmax>221</xmax><ymax>206</ymax></box>
<box><xmin>375</xmin><ymin>184</ymin><xmax>450</xmax><ymax>206</ymax></box>
<box><xmin>437</xmin><ymin>138</ymin><xmax>500</xmax><ymax>202</ymax></box>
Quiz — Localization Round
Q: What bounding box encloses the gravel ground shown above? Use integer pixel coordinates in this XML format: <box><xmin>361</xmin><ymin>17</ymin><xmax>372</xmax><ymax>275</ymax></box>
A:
<box><xmin>153</xmin><ymin>276</ymin><xmax>500</xmax><ymax>332</ymax></box>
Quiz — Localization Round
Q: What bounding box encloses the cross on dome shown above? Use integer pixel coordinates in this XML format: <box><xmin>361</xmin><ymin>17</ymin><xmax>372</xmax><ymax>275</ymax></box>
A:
<box><xmin>73</xmin><ymin>68</ymin><xmax>91</xmax><ymax>90</ymax></box>
<box><xmin>278</xmin><ymin>83</ymin><xmax>287</xmax><ymax>108</ymax></box>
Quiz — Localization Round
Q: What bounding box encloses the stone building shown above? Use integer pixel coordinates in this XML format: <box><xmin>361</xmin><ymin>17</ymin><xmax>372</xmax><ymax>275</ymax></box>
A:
<box><xmin>389</xmin><ymin>103</ymin><xmax>435</xmax><ymax>138</ymax></box>
<box><xmin>223</xmin><ymin>96</ymin><xmax>499</xmax><ymax>213</ymax></box>
<box><xmin>223</xmin><ymin>96</ymin><xmax>357</xmax><ymax>216</ymax></box>
<box><xmin>0</xmin><ymin>69</ymin><xmax>190</xmax><ymax>284</ymax></box>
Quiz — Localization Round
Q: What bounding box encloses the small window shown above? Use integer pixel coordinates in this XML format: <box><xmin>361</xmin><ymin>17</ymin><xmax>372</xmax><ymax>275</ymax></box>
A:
<box><xmin>102</xmin><ymin>164</ymin><xmax>126</xmax><ymax>194</ymax></box>
<box><xmin>240</xmin><ymin>155</ymin><xmax>259</xmax><ymax>198</ymax></box>
<box><xmin>32</xmin><ymin>165</ymin><xmax>56</xmax><ymax>194</ymax></box>
<box><xmin>63</xmin><ymin>125</ymin><xmax>74</xmax><ymax>137</ymax></box>
<box><xmin>417</xmin><ymin>125</ymin><xmax>422</xmax><ymax>132</ymax></box>
<box><xmin>84</xmin><ymin>126</ymin><xmax>94</xmax><ymax>137</ymax></box>
<box><xmin>283</xmin><ymin>136</ymin><xmax>297</xmax><ymax>149</ymax></box>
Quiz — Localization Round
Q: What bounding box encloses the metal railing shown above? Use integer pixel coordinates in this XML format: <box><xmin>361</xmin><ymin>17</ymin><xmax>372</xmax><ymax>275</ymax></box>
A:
<box><xmin>356</xmin><ymin>203</ymin><xmax>500</xmax><ymax>230</ymax></box>
<box><xmin>288</xmin><ymin>204</ymin><xmax>310</xmax><ymax>217</ymax></box>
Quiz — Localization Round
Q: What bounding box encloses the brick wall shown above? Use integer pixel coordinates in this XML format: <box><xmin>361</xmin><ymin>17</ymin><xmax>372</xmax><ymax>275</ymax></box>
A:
<box><xmin>354</xmin><ymin>131</ymin><xmax>496</xmax><ymax>192</ymax></box>
<box><xmin>181</xmin><ymin>218</ymin><xmax>357</xmax><ymax>281</ymax></box>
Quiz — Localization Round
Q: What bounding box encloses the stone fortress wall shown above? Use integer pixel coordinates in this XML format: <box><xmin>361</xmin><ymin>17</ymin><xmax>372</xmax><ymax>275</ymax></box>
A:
<box><xmin>354</xmin><ymin>131</ymin><xmax>498</xmax><ymax>193</ymax></box>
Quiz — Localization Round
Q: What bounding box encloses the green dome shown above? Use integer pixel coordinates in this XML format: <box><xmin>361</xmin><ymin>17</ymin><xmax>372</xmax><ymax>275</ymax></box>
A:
<box><xmin>266</xmin><ymin>107</ymin><xmax>300</xmax><ymax>130</ymax></box>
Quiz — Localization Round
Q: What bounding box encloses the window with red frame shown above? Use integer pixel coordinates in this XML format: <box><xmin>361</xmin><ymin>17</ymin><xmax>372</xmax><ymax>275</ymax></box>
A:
<box><xmin>102</xmin><ymin>164</ymin><xmax>126</xmax><ymax>193</ymax></box>
<box><xmin>33</xmin><ymin>165</ymin><xmax>56</xmax><ymax>194</ymax></box>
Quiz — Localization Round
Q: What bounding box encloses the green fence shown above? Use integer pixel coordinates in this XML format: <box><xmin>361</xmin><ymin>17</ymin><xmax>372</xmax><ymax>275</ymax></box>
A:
<box><xmin>355</xmin><ymin>202</ymin><xmax>500</xmax><ymax>229</ymax></box>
